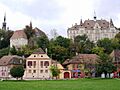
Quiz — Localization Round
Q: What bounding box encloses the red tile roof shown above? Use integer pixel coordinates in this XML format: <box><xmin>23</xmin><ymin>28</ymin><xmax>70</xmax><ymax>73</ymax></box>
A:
<box><xmin>10</xmin><ymin>30</ymin><xmax>27</xmax><ymax>39</ymax></box>
<box><xmin>63</xmin><ymin>54</ymin><xmax>98</xmax><ymax>65</ymax></box>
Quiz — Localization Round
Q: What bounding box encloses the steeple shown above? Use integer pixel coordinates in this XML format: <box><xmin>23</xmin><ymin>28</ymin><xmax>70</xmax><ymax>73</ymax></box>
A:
<box><xmin>80</xmin><ymin>19</ymin><xmax>83</xmax><ymax>25</ymax></box>
<box><xmin>2</xmin><ymin>13</ymin><xmax>6</xmax><ymax>30</ymax></box>
<box><xmin>30</xmin><ymin>21</ymin><xmax>32</xmax><ymax>29</ymax></box>
<box><xmin>110</xmin><ymin>18</ymin><xmax>114</xmax><ymax>27</ymax></box>
<box><xmin>93</xmin><ymin>11</ymin><xmax>97</xmax><ymax>21</ymax></box>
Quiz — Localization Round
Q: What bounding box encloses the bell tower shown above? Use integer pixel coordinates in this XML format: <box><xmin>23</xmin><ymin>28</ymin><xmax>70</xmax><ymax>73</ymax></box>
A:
<box><xmin>2</xmin><ymin>13</ymin><xmax>6</xmax><ymax>30</ymax></box>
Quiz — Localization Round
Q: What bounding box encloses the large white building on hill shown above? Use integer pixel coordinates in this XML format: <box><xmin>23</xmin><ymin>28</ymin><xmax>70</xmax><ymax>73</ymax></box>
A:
<box><xmin>67</xmin><ymin>16</ymin><xmax>119</xmax><ymax>42</ymax></box>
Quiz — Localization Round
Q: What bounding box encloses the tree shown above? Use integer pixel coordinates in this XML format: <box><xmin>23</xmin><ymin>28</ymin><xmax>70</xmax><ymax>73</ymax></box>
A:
<box><xmin>0</xmin><ymin>29</ymin><xmax>13</xmax><ymax>49</ymax></box>
<box><xmin>74</xmin><ymin>34</ymin><xmax>95</xmax><ymax>53</ymax></box>
<box><xmin>97</xmin><ymin>38</ymin><xmax>113</xmax><ymax>54</ymax></box>
<box><xmin>10</xmin><ymin>46</ymin><xmax>17</xmax><ymax>55</ymax></box>
<box><xmin>36</xmin><ymin>35</ymin><xmax>49</xmax><ymax>51</ymax></box>
<box><xmin>96</xmin><ymin>53</ymin><xmax>116</xmax><ymax>78</ymax></box>
<box><xmin>54</xmin><ymin>36</ymin><xmax>71</xmax><ymax>48</ymax></box>
<box><xmin>50</xmin><ymin>65</ymin><xmax>60</xmax><ymax>79</ymax></box>
<box><xmin>10</xmin><ymin>66</ymin><xmax>25</xmax><ymax>80</ymax></box>
<box><xmin>92</xmin><ymin>46</ymin><xmax>104</xmax><ymax>55</ymax></box>
<box><xmin>0</xmin><ymin>47</ymin><xmax>9</xmax><ymax>58</ymax></box>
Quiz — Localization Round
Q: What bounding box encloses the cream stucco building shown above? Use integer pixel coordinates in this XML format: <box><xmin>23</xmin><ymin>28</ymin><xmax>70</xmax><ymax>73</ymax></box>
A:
<box><xmin>24</xmin><ymin>48</ymin><xmax>52</xmax><ymax>79</ymax></box>
<box><xmin>67</xmin><ymin>17</ymin><xmax>119</xmax><ymax>42</ymax></box>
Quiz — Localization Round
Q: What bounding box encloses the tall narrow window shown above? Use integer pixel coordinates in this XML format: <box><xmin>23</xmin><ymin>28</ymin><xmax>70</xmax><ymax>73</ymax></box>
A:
<box><xmin>44</xmin><ymin>61</ymin><xmax>49</xmax><ymax>68</ymax></box>
<box><xmin>33</xmin><ymin>61</ymin><xmax>36</xmax><ymax>68</ymax></box>
<box><xmin>28</xmin><ymin>61</ymin><xmax>32</xmax><ymax>68</ymax></box>
<box><xmin>41</xmin><ymin>61</ymin><xmax>43</xmax><ymax>68</ymax></box>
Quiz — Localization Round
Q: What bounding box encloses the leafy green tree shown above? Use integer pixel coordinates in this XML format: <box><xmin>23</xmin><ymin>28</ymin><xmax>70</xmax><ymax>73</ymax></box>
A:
<box><xmin>10</xmin><ymin>46</ymin><xmax>17</xmax><ymax>55</ymax></box>
<box><xmin>0</xmin><ymin>47</ymin><xmax>9</xmax><ymax>58</ymax></box>
<box><xmin>0</xmin><ymin>29</ymin><xmax>13</xmax><ymax>49</ymax></box>
<box><xmin>92</xmin><ymin>46</ymin><xmax>104</xmax><ymax>55</ymax></box>
<box><xmin>54</xmin><ymin>36</ymin><xmax>71</xmax><ymax>48</ymax></box>
<box><xmin>97</xmin><ymin>38</ymin><xmax>113</xmax><ymax>54</ymax></box>
<box><xmin>50</xmin><ymin>65</ymin><xmax>60</xmax><ymax>79</ymax></box>
<box><xmin>96</xmin><ymin>53</ymin><xmax>116</xmax><ymax>78</ymax></box>
<box><xmin>10</xmin><ymin>66</ymin><xmax>25</xmax><ymax>80</ymax></box>
<box><xmin>48</xmin><ymin>45</ymin><xmax>68</xmax><ymax>63</ymax></box>
<box><xmin>74</xmin><ymin>34</ymin><xmax>95</xmax><ymax>53</ymax></box>
<box><xmin>36</xmin><ymin>35</ymin><xmax>49</xmax><ymax>51</ymax></box>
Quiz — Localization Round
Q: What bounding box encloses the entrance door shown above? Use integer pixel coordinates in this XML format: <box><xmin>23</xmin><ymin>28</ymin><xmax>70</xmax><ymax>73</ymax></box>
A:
<box><xmin>64</xmin><ymin>72</ymin><xmax>70</xmax><ymax>78</ymax></box>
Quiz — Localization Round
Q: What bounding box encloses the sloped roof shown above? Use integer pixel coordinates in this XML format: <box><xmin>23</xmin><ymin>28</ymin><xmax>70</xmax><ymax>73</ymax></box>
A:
<box><xmin>32</xmin><ymin>48</ymin><xmax>46</xmax><ymax>54</ymax></box>
<box><xmin>33</xmin><ymin>27</ymin><xmax>47</xmax><ymax>37</ymax></box>
<box><xmin>68</xmin><ymin>19</ymin><xmax>113</xmax><ymax>30</ymax></box>
<box><xmin>63</xmin><ymin>54</ymin><xmax>98</xmax><ymax>65</ymax></box>
<box><xmin>10</xmin><ymin>30</ymin><xmax>27</xmax><ymax>39</ymax></box>
<box><xmin>0</xmin><ymin>55</ymin><xmax>23</xmax><ymax>66</ymax></box>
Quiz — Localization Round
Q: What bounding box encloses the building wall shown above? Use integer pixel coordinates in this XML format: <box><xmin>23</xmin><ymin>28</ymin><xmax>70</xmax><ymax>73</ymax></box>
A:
<box><xmin>10</xmin><ymin>38</ymin><xmax>28</xmax><ymax>48</ymax></box>
<box><xmin>0</xmin><ymin>66</ymin><xmax>9</xmax><ymax>78</ymax></box>
<box><xmin>68</xmin><ymin>24</ymin><xmax>119</xmax><ymax>42</ymax></box>
<box><xmin>24</xmin><ymin>53</ymin><xmax>52</xmax><ymax>79</ymax></box>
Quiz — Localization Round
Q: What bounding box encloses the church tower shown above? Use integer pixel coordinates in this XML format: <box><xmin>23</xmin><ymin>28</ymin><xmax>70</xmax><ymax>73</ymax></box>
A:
<box><xmin>2</xmin><ymin>13</ymin><xmax>6</xmax><ymax>30</ymax></box>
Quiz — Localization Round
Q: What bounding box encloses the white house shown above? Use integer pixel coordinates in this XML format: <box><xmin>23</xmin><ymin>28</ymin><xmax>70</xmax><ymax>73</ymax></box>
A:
<box><xmin>10</xmin><ymin>30</ymin><xmax>28</xmax><ymax>48</ymax></box>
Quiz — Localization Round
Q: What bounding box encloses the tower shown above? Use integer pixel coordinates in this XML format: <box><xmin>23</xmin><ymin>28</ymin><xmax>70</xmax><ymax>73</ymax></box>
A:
<box><xmin>2</xmin><ymin>13</ymin><xmax>6</xmax><ymax>30</ymax></box>
<box><xmin>93</xmin><ymin>11</ymin><xmax>97</xmax><ymax>20</ymax></box>
<box><xmin>30</xmin><ymin>21</ymin><xmax>32</xmax><ymax>29</ymax></box>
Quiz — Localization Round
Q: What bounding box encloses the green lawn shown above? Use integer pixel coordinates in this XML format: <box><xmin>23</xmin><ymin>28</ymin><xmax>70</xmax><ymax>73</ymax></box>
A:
<box><xmin>0</xmin><ymin>79</ymin><xmax>120</xmax><ymax>90</ymax></box>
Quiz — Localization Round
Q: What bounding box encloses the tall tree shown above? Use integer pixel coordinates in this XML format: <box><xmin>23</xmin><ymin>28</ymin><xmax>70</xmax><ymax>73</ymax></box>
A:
<box><xmin>74</xmin><ymin>34</ymin><xmax>95</xmax><ymax>53</ymax></box>
<box><xmin>96</xmin><ymin>53</ymin><xmax>116</xmax><ymax>78</ymax></box>
<box><xmin>97</xmin><ymin>38</ymin><xmax>113</xmax><ymax>54</ymax></box>
<box><xmin>36</xmin><ymin>35</ymin><xmax>49</xmax><ymax>51</ymax></box>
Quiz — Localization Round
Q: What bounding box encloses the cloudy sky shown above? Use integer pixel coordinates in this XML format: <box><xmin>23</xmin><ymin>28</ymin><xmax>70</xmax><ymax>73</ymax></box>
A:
<box><xmin>0</xmin><ymin>0</ymin><xmax>120</xmax><ymax>37</ymax></box>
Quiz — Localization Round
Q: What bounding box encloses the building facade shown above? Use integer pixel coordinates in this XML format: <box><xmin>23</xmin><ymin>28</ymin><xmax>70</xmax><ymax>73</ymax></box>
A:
<box><xmin>0</xmin><ymin>55</ymin><xmax>24</xmax><ymax>79</ymax></box>
<box><xmin>24</xmin><ymin>48</ymin><xmax>52</xmax><ymax>79</ymax></box>
<box><xmin>63</xmin><ymin>54</ymin><xmax>98</xmax><ymax>78</ymax></box>
<box><xmin>67</xmin><ymin>17</ymin><xmax>119</xmax><ymax>42</ymax></box>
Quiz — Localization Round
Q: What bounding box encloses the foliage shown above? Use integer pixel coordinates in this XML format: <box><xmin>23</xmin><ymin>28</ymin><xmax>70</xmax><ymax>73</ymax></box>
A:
<box><xmin>97</xmin><ymin>38</ymin><xmax>112</xmax><ymax>54</ymax></box>
<box><xmin>48</xmin><ymin>45</ymin><xmax>68</xmax><ymax>63</ymax></box>
<box><xmin>10</xmin><ymin>46</ymin><xmax>17</xmax><ymax>55</ymax></box>
<box><xmin>50</xmin><ymin>65</ymin><xmax>60</xmax><ymax>79</ymax></box>
<box><xmin>74</xmin><ymin>34</ymin><xmax>95</xmax><ymax>53</ymax></box>
<box><xmin>92</xmin><ymin>46</ymin><xmax>104</xmax><ymax>55</ymax></box>
<box><xmin>10</xmin><ymin>65</ymin><xmax>25</xmax><ymax>80</ymax></box>
<box><xmin>96</xmin><ymin>53</ymin><xmax>116</xmax><ymax>77</ymax></box>
<box><xmin>0</xmin><ymin>29</ymin><xmax>13</xmax><ymax>49</ymax></box>
<box><xmin>36</xmin><ymin>35</ymin><xmax>49</xmax><ymax>51</ymax></box>
<box><xmin>0</xmin><ymin>47</ymin><xmax>9</xmax><ymax>58</ymax></box>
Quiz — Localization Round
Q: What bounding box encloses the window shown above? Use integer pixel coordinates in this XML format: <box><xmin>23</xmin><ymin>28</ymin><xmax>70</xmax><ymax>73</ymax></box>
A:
<box><xmin>44</xmin><ymin>61</ymin><xmax>49</xmax><ymax>68</ymax></box>
<box><xmin>34</xmin><ymin>55</ymin><xmax>36</xmax><ymax>57</ymax></box>
<box><xmin>45</xmin><ymin>70</ymin><xmax>48</xmax><ymax>73</ymax></box>
<box><xmin>28</xmin><ymin>61</ymin><xmax>32</xmax><ymax>68</ymax></box>
<box><xmin>33</xmin><ymin>70</ymin><xmax>36</xmax><ymax>73</ymax></box>
<box><xmin>33</xmin><ymin>61</ymin><xmax>36</xmax><ymax>68</ymax></box>
<box><xmin>41</xmin><ymin>55</ymin><xmax>43</xmax><ymax>57</ymax></box>
<box><xmin>40</xmin><ymin>70</ymin><xmax>43</xmax><ymax>73</ymax></box>
<box><xmin>28</xmin><ymin>70</ymin><xmax>31</xmax><ymax>73</ymax></box>
<box><xmin>41</xmin><ymin>61</ymin><xmax>43</xmax><ymax>68</ymax></box>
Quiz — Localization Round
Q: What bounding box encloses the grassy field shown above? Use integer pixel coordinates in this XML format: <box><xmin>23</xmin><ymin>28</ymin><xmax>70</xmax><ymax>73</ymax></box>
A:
<box><xmin>0</xmin><ymin>79</ymin><xmax>120</xmax><ymax>90</ymax></box>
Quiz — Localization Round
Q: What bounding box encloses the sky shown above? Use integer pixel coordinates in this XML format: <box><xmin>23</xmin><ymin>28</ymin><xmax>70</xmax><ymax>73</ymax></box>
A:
<box><xmin>0</xmin><ymin>0</ymin><xmax>120</xmax><ymax>37</ymax></box>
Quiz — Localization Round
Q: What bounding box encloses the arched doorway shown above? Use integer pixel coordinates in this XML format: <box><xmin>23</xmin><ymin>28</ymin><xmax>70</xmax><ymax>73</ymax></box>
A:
<box><xmin>64</xmin><ymin>72</ymin><xmax>70</xmax><ymax>78</ymax></box>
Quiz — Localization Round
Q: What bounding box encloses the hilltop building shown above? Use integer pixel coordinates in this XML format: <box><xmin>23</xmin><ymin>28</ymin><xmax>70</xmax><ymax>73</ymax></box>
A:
<box><xmin>67</xmin><ymin>16</ymin><xmax>119</xmax><ymax>42</ymax></box>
